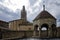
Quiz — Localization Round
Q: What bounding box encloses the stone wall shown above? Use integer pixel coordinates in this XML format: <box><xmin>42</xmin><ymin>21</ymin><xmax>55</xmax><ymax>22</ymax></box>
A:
<box><xmin>0</xmin><ymin>28</ymin><xmax>60</xmax><ymax>39</ymax></box>
<box><xmin>9</xmin><ymin>19</ymin><xmax>33</xmax><ymax>31</ymax></box>
<box><xmin>33</xmin><ymin>18</ymin><xmax>56</xmax><ymax>37</ymax></box>
<box><xmin>2</xmin><ymin>30</ymin><xmax>33</xmax><ymax>39</ymax></box>
<box><xmin>57</xmin><ymin>27</ymin><xmax>60</xmax><ymax>37</ymax></box>
<box><xmin>0</xmin><ymin>20</ymin><xmax>8</xmax><ymax>28</ymax></box>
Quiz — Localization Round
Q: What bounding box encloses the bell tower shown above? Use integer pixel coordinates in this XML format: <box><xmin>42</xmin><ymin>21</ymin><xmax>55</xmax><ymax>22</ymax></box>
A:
<box><xmin>21</xmin><ymin>6</ymin><xmax>27</xmax><ymax>21</ymax></box>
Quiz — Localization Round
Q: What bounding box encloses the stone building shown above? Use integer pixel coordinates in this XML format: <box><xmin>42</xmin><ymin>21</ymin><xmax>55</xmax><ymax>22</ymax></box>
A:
<box><xmin>9</xmin><ymin>6</ymin><xmax>33</xmax><ymax>31</ymax></box>
<box><xmin>1</xmin><ymin>5</ymin><xmax>60</xmax><ymax>39</ymax></box>
<box><xmin>33</xmin><ymin>5</ymin><xmax>57</xmax><ymax>38</ymax></box>
<box><xmin>8</xmin><ymin>5</ymin><xmax>57</xmax><ymax>38</ymax></box>
<box><xmin>0</xmin><ymin>20</ymin><xmax>9</xmax><ymax>39</ymax></box>
<box><xmin>0</xmin><ymin>20</ymin><xmax>9</xmax><ymax>28</ymax></box>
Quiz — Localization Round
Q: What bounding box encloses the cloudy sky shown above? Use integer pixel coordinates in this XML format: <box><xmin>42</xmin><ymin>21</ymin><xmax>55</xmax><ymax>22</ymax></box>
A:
<box><xmin>0</xmin><ymin>0</ymin><xmax>60</xmax><ymax>26</ymax></box>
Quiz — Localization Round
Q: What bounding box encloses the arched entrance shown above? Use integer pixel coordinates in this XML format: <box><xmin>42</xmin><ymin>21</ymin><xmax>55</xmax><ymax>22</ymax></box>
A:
<box><xmin>34</xmin><ymin>25</ymin><xmax>39</xmax><ymax>31</ymax></box>
<box><xmin>34</xmin><ymin>25</ymin><xmax>39</xmax><ymax>36</ymax></box>
<box><xmin>40</xmin><ymin>24</ymin><xmax>49</xmax><ymax>38</ymax></box>
<box><xmin>51</xmin><ymin>24</ymin><xmax>57</xmax><ymax>37</ymax></box>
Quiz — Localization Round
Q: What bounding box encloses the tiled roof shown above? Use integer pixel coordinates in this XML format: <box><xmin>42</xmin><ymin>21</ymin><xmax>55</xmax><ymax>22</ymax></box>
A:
<box><xmin>34</xmin><ymin>10</ymin><xmax>56</xmax><ymax>21</ymax></box>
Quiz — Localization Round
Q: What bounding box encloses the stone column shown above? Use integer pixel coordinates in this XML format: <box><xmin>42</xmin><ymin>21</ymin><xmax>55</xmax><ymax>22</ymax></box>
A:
<box><xmin>39</xmin><ymin>28</ymin><xmax>41</xmax><ymax>37</ymax></box>
<box><xmin>48</xmin><ymin>27</ymin><xmax>51</xmax><ymax>38</ymax></box>
<box><xmin>33</xmin><ymin>31</ymin><xmax>36</xmax><ymax>37</ymax></box>
<box><xmin>0</xmin><ymin>29</ymin><xmax>2</xmax><ymax>39</ymax></box>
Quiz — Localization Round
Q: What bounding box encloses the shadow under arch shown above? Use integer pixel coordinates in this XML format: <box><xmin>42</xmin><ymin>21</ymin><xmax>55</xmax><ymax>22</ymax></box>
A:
<box><xmin>34</xmin><ymin>25</ymin><xmax>39</xmax><ymax>31</ymax></box>
<box><xmin>51</xmin><ymin>24</ymin><xmax>56</xmax><ymax>30</ymax></box>
<box><xmin>34</xmin><ymin>25</ymin><xmax>39</xmax><ymax>36</ymax></box>
<box><xmin>40</xmin><ymin>23</ymin><xmax>49</xmax><ymax>38</ymax></box>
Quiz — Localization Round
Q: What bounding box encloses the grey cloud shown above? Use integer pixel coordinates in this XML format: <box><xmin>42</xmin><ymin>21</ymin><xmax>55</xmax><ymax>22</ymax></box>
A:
<box><xmin>55</xmin><ymin>2</ymin><xmax>60</xmax><ymax>6</ymax></box>
<box><xmin>0</xmin><ymin>4</ymin><xmax>20</xmax><ymax>22</ymax></box>
<box><xmin>27</xmin><ymin>8</ymin><xmax>41</xmax><ymax>22</ymax></box>
<box><xmin>0</xmin><ymin>0</ymin><xmax>5</xmax><ymax>2</ymax></box>
<box><xmin>29</xmin><ymin>0</ymin><xmax>37</xmax><ymax>6</ymax></box>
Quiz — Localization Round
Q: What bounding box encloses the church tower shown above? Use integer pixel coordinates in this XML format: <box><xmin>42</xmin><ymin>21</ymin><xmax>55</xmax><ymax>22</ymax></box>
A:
<box><xmin>21</xmin><ymin>6</ymin><xmax>27</xmax><ymax>21</ymax></box>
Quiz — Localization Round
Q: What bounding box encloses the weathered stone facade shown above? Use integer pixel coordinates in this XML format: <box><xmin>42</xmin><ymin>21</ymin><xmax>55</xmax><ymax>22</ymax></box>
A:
<box><xmin>33</xmin><ymin>5</ymin><xmax>57</xmax><ymax>38</ymax></box>
<box><xmin>9</xmin><ymin>19</ymin><xmax>33</xmax><ymax>31</ymax></box>
<box><xmin>33</xmin><ymin>18</ymin><xmax>57</xmax><ymax>38</ymax></box>
<box><xmin>0</xmin><ymin>5</ymin><xmax>60</xmax><ymax>39</ymax></box>
<box><xmin>9</xmin><ymin>6</ymin><xmax>33</xmax><ymax>31</ymax></box>
<box><xmin>0</xmin><ymin>20</ymin><xmax>8</xmax><ymax>28</ymax></box>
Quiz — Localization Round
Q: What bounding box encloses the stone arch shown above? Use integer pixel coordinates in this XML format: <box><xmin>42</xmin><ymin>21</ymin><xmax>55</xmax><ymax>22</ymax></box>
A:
<box><xmin>41</xmin><ymin>24</ymin><xmax>49</xmax><ymax>31</ymax></box>
<box><xmin>40</xmin><ymin>23</ymin><xmax>49</xmax><ymax>37</ymax></box>
<box><xmin>51</xmin><ymin>24</ymin><xmax>56</xmax><ymax>30</ymax></box>
<box><xmin>34</xmin><ymin>25</ymin><xmax>39</xmax><ymax>31</ymax></box>
<box><xmin>34</xmin><ymin>25</ymin><xmax>39</xmax><ymax>36</ymax></box>
<box><xmin>51</xmin><ymin>24</ymin><xmax>57</xmax><ymax>37</ymax></box>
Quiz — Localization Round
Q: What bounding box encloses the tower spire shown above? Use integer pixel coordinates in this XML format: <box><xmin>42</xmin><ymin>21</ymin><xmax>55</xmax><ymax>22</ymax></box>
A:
<box><xmin>43</xmin><ymin>5</ymin><xmax>45</xmax><ymax>10</ymax></box>
<box><xmin>43</xmin><ymin>0</ymin><xmax>45</xmax><ymax>10</ymax></box>
<box><xmin>23</xmin><ymin>6</ymin><xmax>25</xmax><ymax>11</ymax></box>
<box><xmin>21</xmin><ymin>5</ymin><xmax>27</xmax><ymax>21</ymax></box>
